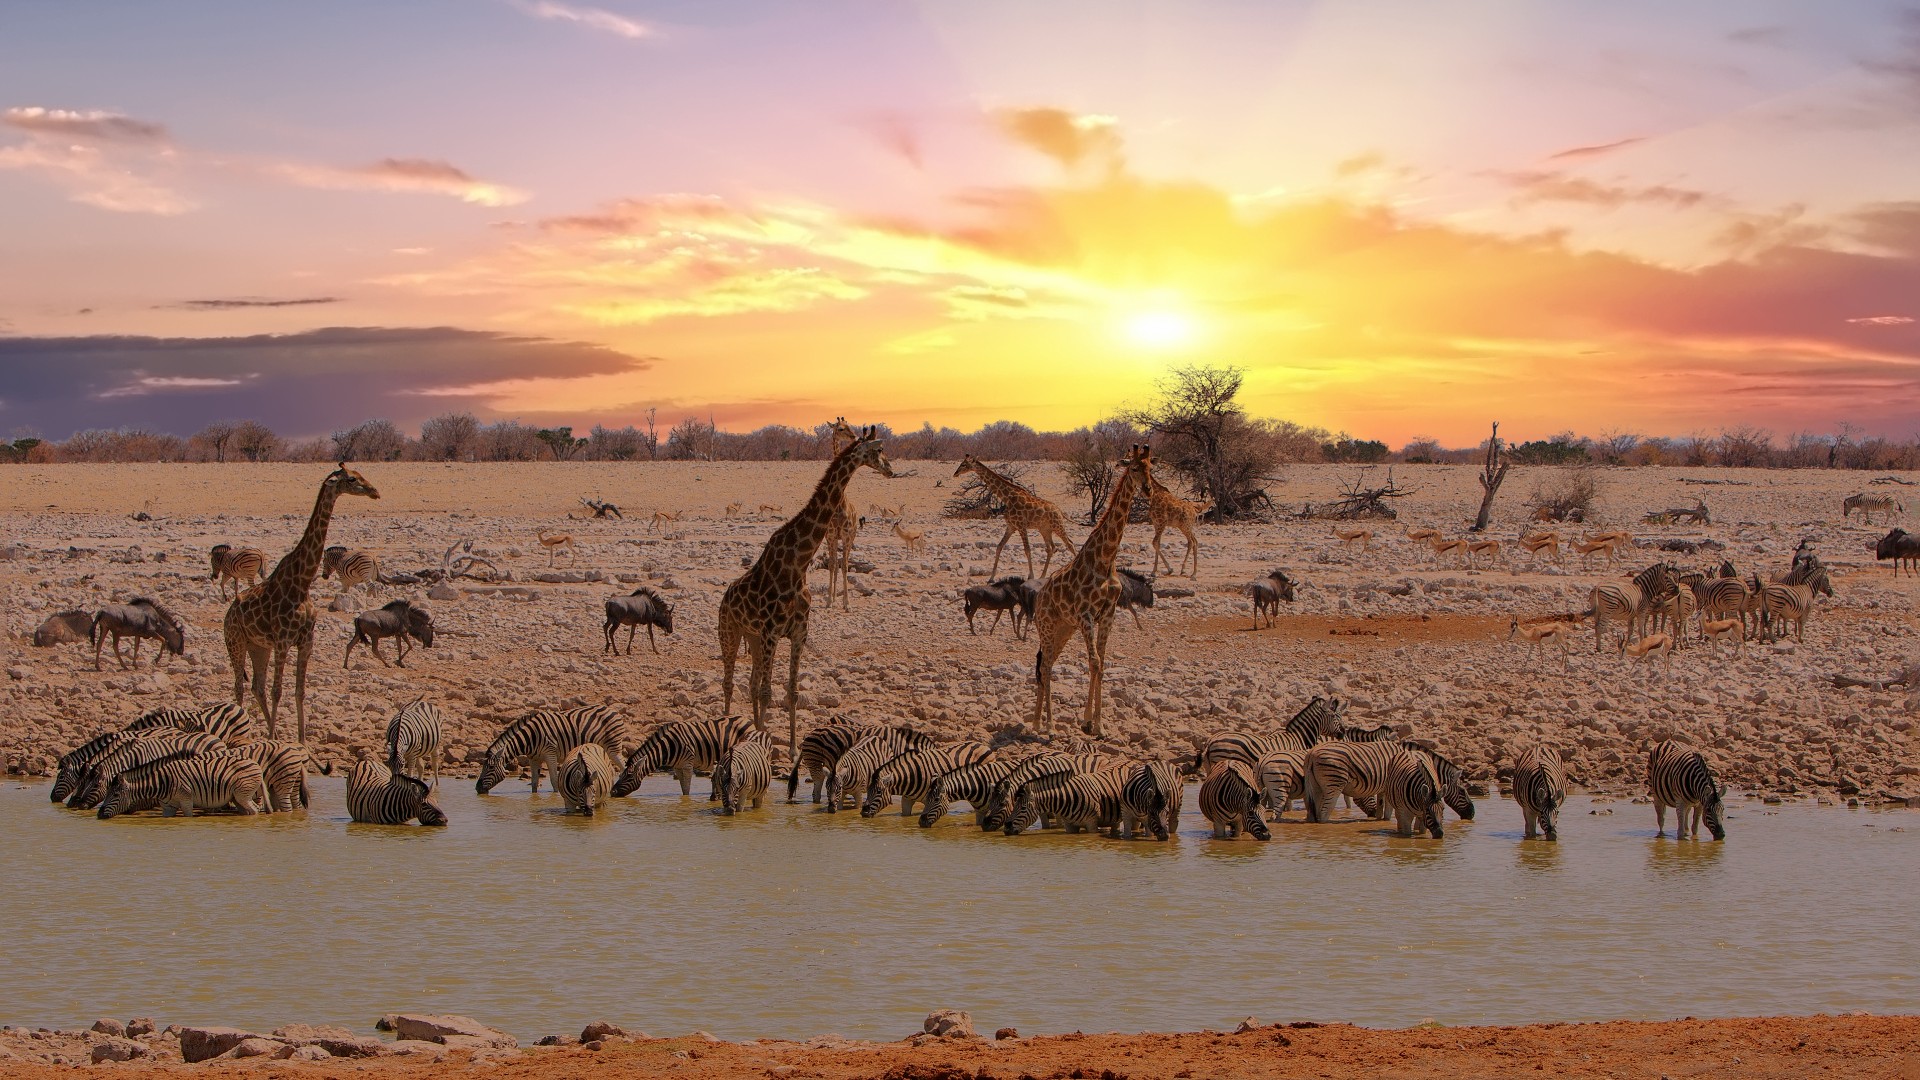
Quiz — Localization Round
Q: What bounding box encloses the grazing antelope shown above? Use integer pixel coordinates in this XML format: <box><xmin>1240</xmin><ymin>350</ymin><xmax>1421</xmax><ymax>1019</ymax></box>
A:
<box><xmin>1517</xmin><ymin>531</ymin><xmax>1562</xmax><ymax>563</ymax></box>
<box><xmin>1333</xmin><ymin>528</ymin><xmax>1373</xmax><ymax>552</ymax></box>
<box><xmin>1465</xmin><ymin>537</ymin><xmax>1501</xmax><ymax>568</ymax></box>
<box><xmin>1701</xmin><ymin>617</ymin><xmax>1744</xmax><ymax>657</ymax></box>
<box><xmin>1619</xmin><ymin>632</ymin><xmax>1675</xmax><ymax>678</ymax></box>
<box><xmin>649</xmin><ymin>509</ymin><xmax>682</xmax><ymax>532</ymax></box>
<box><xmin>891</xmin><ymin>521</ymin><xmax>927</xmax><ymax>553</ymax></box>
<box><xmin>1586</xmin><ymin>530</ymin><xmax>1632</xmax><ymax>547</ymax></box>
<box><xmin>536</xmin><ymin>528</ymin><xmax>575</xmax><ymax>566</ymax></box>
<box><xmin>1573</xmin><ymin>537</ymin><xmax>1620</xmax><ymax>567</ymax></box>
<box><xmin>1405</xmin><ymin>527</ymin><xmax>1441</xmax><ymax>545</ymax></box>
<box><xmin>1508</xmin><ymin>617</ymin><xmax>1575</xmax><ymax>669</ymax></box>
<box><xmin>724</xmin><ymin>502</ymin><xmax>744</xmax><ymax>518</ymax></box>
<box><xmin>1427</xmin><ymin>534</ymin><xmax>1470</xmax><ymax>567</ymax></box>
<box><xmin>758</xmin><ymin>503</ymin><xmax>783</xmax><ymax>516</ymax></box>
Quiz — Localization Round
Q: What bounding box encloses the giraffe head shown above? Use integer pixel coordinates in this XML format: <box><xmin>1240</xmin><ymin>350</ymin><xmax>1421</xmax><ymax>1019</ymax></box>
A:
<box><xmin>842</xmin><ymin>425</ymin><xmax>895</xmax><ymax>478</ymax></box>
<box><xmin>1121</xmin><ymin>444</ymin><xmax>1153</xmax><ymax>483</ymax></box>
<box><xmin>327</xmin><ymin>463</ymin><xmax>382</xmax><ymax>501</ymax></box>
<box><xmin>953</xmin><ymin>453</ymin><xmax>981</xmax><ymax>478</ymax></box>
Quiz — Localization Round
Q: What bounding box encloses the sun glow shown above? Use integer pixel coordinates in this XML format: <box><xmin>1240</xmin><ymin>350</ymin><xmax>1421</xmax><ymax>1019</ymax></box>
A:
<box><xmin>1120</xmin><ymin>307</ymin><xmax>1199</xmax><ymax>349</ymax></box>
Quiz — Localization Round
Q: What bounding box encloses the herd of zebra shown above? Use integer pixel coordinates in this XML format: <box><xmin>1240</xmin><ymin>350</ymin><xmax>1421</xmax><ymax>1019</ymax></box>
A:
<box><xmin>47</xmin><ymin>695</ymin><xmax>1730</xmax><ymax>841</ymax></box>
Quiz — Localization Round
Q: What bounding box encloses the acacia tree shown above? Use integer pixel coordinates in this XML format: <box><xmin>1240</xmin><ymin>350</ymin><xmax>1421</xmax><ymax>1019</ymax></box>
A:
<box><xmin>1058</xmin><ymin>417</ymin><xmax>1140</xmax><ymax>522</ymax></box>
<box><xmin>331</xmin><ymin>419</ymin><xmax>409</xmax><ymax>462</ymax></box>
<box><xmin>418</xmin><ymin>412</ymin><xmax>480</xmax><ymax>461</ymax></box>
<box><xmin>1121</xmin><ymin>365</ymin><xmax>1274</xmax><ymax>518</ymax></box>
<box><xmin>192</xmin><ymin>420</ymin><xmax>239</xmax><ymax>462</ymax></box>
<box><xmin>232</xmin><ymin>420</ymin><xmax>282</xmax><ymax>462</ymax></box>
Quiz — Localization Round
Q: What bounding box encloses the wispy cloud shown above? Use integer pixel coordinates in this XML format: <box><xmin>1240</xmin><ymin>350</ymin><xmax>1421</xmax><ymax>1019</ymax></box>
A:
<box><xmin>513</xmin><ymin>0</ymin><xmax>649</xmax><ymax>39</ymax></box>
<box><xmin>97</xmin><ymin>374</ymin><xmax>250</xmax><ymax>398</ymax></box>
<box><xmin>168</xmin><ymin>296</ymin><xmax>342</xmax><ymax>311</ymax></box>
<box><xmin>1847</xmin><ymin>315</ymin><xmax>1915</xmax><ymax>325</ymax></box>
<box><xmin>1496</xmin><ymin>169</ymin><xmax>1715</xmax><ymax>210</ymax></box>
<box><xmin>0</xmin><ymin>140</ymin><xmax>194</xmax><ymax>214</ymax></box>
<box><xmin>992</xmin><ymin>107</ymin><xmax>1123</xmax><ymax>171</ymax></box>
<box><xmin>1545</xmin><ymin>136</ymin><xmax>1646</xmax><ymax>163</ymax></box>
<box><xmin>3</xmin><ymin>106</ymin><xmax>168</xmax><ymax>143</ymax></box>
<box><xmin>268</xmin><ymin>158</ymin><xmax>528</xmax><ymax>206</ymax></box>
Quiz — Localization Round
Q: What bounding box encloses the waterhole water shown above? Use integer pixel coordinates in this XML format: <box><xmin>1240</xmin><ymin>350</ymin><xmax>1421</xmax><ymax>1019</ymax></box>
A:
<box><xmin>2</xmin><ymin>779</ymin><xmax>1912</xmax><ymax>1041</ymax></box>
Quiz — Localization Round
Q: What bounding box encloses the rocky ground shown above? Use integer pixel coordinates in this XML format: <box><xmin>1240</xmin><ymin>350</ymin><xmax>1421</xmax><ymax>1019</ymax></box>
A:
<box><xmin>0</xmin><ymin>1010</ymin><xmax>1912</xmax><ymax>1077</ymax></box>
<box><xmin>3</xmin><ymin>461</ymin><xmax>1919</xmax><ymax>802</ymax></box>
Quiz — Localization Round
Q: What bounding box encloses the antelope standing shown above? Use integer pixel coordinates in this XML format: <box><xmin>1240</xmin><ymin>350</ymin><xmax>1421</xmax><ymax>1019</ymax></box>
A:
<box><xmin>891</xmin><ymin>521</ymin><xmax>927</xmax><ymax>553</ymax></box>
<box><xmin>649</xmin><ymin>510</ymin><xmax>682</xmax><ymax>532</ymax></box>
<box><xmin>1465</xmin><ymin>537</ymin><xmax>1501</xmax><ymax>568</ymax></box>
<box><xmin>1620</xmin><ymin>632</ymin><xmax>1675</xmax><ymax>678</ymax></box>
<box><xmin>1518</xmin><ymin>531</ymin><xmax>1562</xmax><ymax>563</ymax></box>
<box><xmin>1427</xmin><ymin>534</ymin><xmax>1470</xmax><ymax>567</ymax></box>
<box><xmin>536</xmin><ymin>528</ymin><xmax>575</xmax><ymax>566</ymax></box>
<box><xmin>1573</xmin><ymin>537</ymin><xmax>1619</xmax><ymax>567</ymax></box>
<box><xmin>1508</xmin><ymin>617</ymin><xmax>1574</xmax><ymax>669</ymax></box>
<box><xmin>1333</xmin><ymin>528</ymin><xmax>1373</xmax><ymax>552</ymax></box>
<box><xmin>1701</xmin><ymin>617</ymin><xmax>1744</xmax><ymax>657</ymax></box>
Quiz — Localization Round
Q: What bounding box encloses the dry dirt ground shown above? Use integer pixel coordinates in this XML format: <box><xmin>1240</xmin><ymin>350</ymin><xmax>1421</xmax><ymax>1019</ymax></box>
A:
<box><xmin>1</xmin><ymin>1015</ymin><xmax>1916</xmax><ymax>1079</ymax></box>
<box><xmin>3</xmin><ymin>461</ymin><xmax>1919</xmax><ymax>801</ymax></box>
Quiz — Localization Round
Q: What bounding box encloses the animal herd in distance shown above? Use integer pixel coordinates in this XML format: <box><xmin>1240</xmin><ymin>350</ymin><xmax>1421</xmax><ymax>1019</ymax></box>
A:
<box><xmin>50</xmin><ymin>698</ymin><xmax>1730</xmax><ymax>844</ymax></box>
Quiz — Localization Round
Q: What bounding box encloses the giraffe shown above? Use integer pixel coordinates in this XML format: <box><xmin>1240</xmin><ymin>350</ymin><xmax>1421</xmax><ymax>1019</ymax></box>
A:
<box><xmin>820</xmin><ymin>417</ymin><xmax>863</xmax><ymax>611</ymax></box>
<box><xmin>719</xmin><ymin>427</ymin><xmax>894</xmax><ymax>752</ymax></box>
<box><xmin>223</xmin><ymin>464</ymin><xmax>381</xmax><ymax>742</ymax></box>
<box><xmin>953</xmin><ymin>454</ymin><xmax>1078</xmax><ymax>579</ymax></box>
<box><xmin>1031</xmin><ymin>445</ymin><xmax>1152</xmax><ymax>739</ymax></box>
<box><xmin>1146</xmin><ymin>474</ymin><xmax>1208</xmax><ymax>579</ymax></box>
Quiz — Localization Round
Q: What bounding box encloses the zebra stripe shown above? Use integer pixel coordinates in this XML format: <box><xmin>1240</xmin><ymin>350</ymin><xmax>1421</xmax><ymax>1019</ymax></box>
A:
<box><xmin>1198</xmin><ymin>760</ymin><xmax>1269</xmax><ymax>840</ymax></box>
<box><xmin>1119</xmin><ymin>759</ymin><xmax>1183</xmax><ymax>840</ymax></box>
<box><xmin>385</xmin><ymin>698</ymin><xmax>445</xmax><ymax>789</ymax></box>
<box><xmin>70</xmin><ymin>730</ymin><xmax>226</xmax><ymax>810</ymax></box>
<box><xmin>714</xmin><ymin>738</ymin><xmax>773</xmax><ymax>815</ymax></box>
<box><xmin>861</xmin><ymin>742</ymin><xmax>995</xmax><ymax>817</ymax></box>
<box><xmin>823</xmin><ymin>726</ymin><xmax>936</xmax><ymax>812</ymax></box>
<box><xmin>1382</xmin><ymin>749</ymin><xmax>1445</xmax><ymax>838</ymax></box>
<box><xmin>231</xmin><ymin>739</ymin><xmax>313</xmax><ymax>811</ymax></box>
<box><xmin>95</xmin><ymin>753</ymin><xmax>221</xmax><ymax>818</ymax></box>
<box><xmin>478</xmin><ymin>706</ymin><xmax>629</xmax><ymax>795</ymax></box>
<box><xmin>101</xmin><ymin>753</ymin><xmax>265</xmax><ymax>818</ymax></box>
<box><xmin>1692</xmin><ymin>578</ymin><xmax>1753</xmax><ymax>637</ymax></box>
<box><xmin>1409</xmin><ymin>743</ymin><xmax>1476</xmax><ymax>821</ymax></box>
<box><xmin>980</xmin><ymin>751</ymin><xmax>1105</xmax><ymax>832</ymax></box>
<box><xmin>322</xmin><ymin>546</ymin><xmax>380</xmax><ymax>592</ymax></box>
<box><xmin>1197</xmin><ymin>696</ymin><xmax>1348</xmax><ymax>772</ymax></box>
<box><xmin>1511</xmin><ymin>744</ymin><xmax>1566</xmax><ymax>841</ymax></box>
<box><xmin>1254</xmin><ymin>747</ymin><xmax>1308</xmax><ymax>819</ymax></box>
<box><xmin>1301</xmin><ymin>740</ymin><xmax>1406</xmax><ymax>823</ymax></box>
<box><xmin>125</xmin><ymin>702</ymin><xmax>251</xmax><ymax>743</ymax></box>
<box><xmin>786</xmin><ymin>719</ymin><xmax>883</xmax><ymax>803</ymax></box>
<box><xmin>1646</xmin><ymin>740</ymin><xmax>1726</xmax><ymax>840</ymax></box>
<box><xmin>918</xmin><ymin>756</ymin><xmax>1020</xmax><ymax>828</ymax></box>
<box><xmin>558</xmin><ymin>743</ymin><xmax>616</xmax><ymax>816</ymax></box>
<box><xmin>210</xmin><ymin>545</ymin><xmax>266</xmax><ymax>598</ymax></box>
<box><xmin>1843</xmin><ymin>493</ymin><xmax>1902</xmax><ymax>523</ymax></box>
<box><xmin>611</xmin><ymin>715</ymin><xmax>756</xmax><ymax>798</ymax></box>
<box><xmin>1757</xmin><ymin>562</ymin><xmax>1831</xmax><ymax>643</ymax></box>
<box><xmin>53</xmin><ymin>729</ymin><xmax>147</xmax><ymax>803</ymax></box>
<box><xmin>1004</xmin><ymin>769</ymin><xmax>1128</xmax><ymax>836</ymax></box>
<box><xmin>348</xmin><ymin>759</ymin><xmax>448</xmax><ymax>825</ymax></box>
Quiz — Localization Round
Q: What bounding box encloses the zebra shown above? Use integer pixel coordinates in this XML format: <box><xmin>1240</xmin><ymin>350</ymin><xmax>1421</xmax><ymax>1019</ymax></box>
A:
<box><xmin>558</xmin><ymin>743</ymin><xmax>616</xmax><ymax>816</ymax></box>
<box><xmin>1254</xmin><ymin>747</ymin><xmax>1308</xmax><ymax>820</ymax></box>
<box><xmin>1756</xmin><ymin>560</ymin><xmax>1833</xmax><ymax>643</ymax></box>
<box><xmin>979</xmin><ymin>750</ymin><xmax>1105</xmax><ymax>832</ymax></box>
<box><xmin>1381</xmin><ymin>749</ymin><xmax>1445</xmax><ymax>838</ymax></box>
<box><xmin>208</xmin><ymin>544</ymin><xmax>266</xmax><ymax>599</ymax></box>
<box><xmin>1004</xmin><ymin>769</ymin><xmax>1128</xmax><ymax>836</ymax></box>
<box><xmin>1340</xmin><ymin>723</ymin><xmax>1397</xmax><ymax>742</ymax></box>
<box><xmin>322</xmin><ymin>545</ymin><xmax>380</xmax><ymax>595</ymax></box>
<box><xmin>1691</xmin><ymin>576</ymin><xmax>1754</xmax><ymax>639</ymax></box>
<box><xmin>385</xmin><ymin>698</ymin><xmax>445</xmax><ymax>789</ymax></box>
<box><xmin>171</xmin><ymin>702</ymin><xmax>251</xmax><ymax>744</ymax></box>
<box><xmin>1875</xmin><ymin>527</ymin><xmax>1920</xmax><ymax>577</ymax></box>
<box><xmin>1196</xmin><ymin>695</ymin><xmax>1348</xmax><ymax>773</ymax></box>
<box><xmin>824</xmin><ymin>726</ymin><xmax>937</xmax><ymax>812</ymax></box>
<box><xmin>1646</xmin><ymin>585</ymin><xmax>1697</xmax><ymax>647</ymax></box>
<box><xmin>1198</xmin><ymin>760</ymin><xmax>1269</xmax><ymax>840</ymax></box>
<box><xmin>476</xmin><ymin>706</ymin><xmax>628</xmax><ymax>795</ymax></box>
<box><xmin>861</xmin><ymin>742</ymin><xmax>995</xmax><ymax>818</ymax></box>
<box><xmin>611</xmin><ymin>715</ymin><xmax>756</xmax><ymax>798</ymax></box>
<box><xmin>714</xmin><ymin>737</ymin><xmax>773</xmax><ymax>815</ymax></box>
<box><xmin>89</xmin><ymin>598</ymin><xmax>185</xmax><ymax>671</ymax></box>
<box><xmin>53</xmin><ymin>729</ymin><xmax>148</xmax><ymax>803</ymax></box>
<box><xmin>1118</xmin><ymin>759</ymin><xmax>1183</xmax><ymax>840</ymax></box>
<box><xmin>95</xmin><ymin>755</ymin><xmax>194</xmax><ymax>818</ymax></box>
<box><xmin>100</xmin><ymin>754</ymin><xmax>265</xmax><ymax>818</ymax></box>
<box><xmin>1843</xmin><ymin>492</ymin><xmax>1903</xmax><ymax>524</ymax></box>
<box><xmin>918</xmin><ymin>756</ymin><xmax>1021</xmax><ymax>828</ymax></box>
<box><xmin>1404</xmin><ymin>742</ymin><xmax>1476</xmax><ymax>821</ymax></box>
<box><xmin>787</xmin><ymin>718</ymin><xmax>883</xmax><ymax>803</ymax></box>
<box><xmin>347</xmin><ymin>759</ymin><xmax>448</xmax><ymax>826</ymax></box>
<box><xmin>1587</xmin><ymin>562</ymin><xmax>1677</xmax><ymax>651</ymax></box>
<box><xmin>231</xmin><ymin>739</ymin><xmax>314</xmax><ymax>811</ymax></box>
<box><xmin>69</xmin><ymin>730</ymin><xmax>226</xmax><ymax>810</ymax></box>
<box><xmin>1301</xmin><ymin>740</ymin><xmax>1404</xmax><ymax>824</ymax></box>
<box><xmin>603</xmin><ymin>587</ymin><xmax>675</xmax><ymax>656</ymax></box>
<box><xmin>1646</xmin><ymin>740</ymin><xmax>1726</xmax><ymax>840</ymax></box>
<box><xmin>1511</xmin><ymin>744</ymin><xmax>1567</xmax><ymax>841</ymax></box>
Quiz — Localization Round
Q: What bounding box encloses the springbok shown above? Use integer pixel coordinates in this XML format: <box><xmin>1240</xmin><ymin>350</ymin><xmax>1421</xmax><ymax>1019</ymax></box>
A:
<box><xmin>1508</xmin><ymin>617</ymin><xmax>1575</xmax><ymax>669</ymax></box>
<box><xmin>1573</xmin><ymin>537</ymin><xmax>1620</xmax><ymax>567</ymax></box>
<box><xmin>1701</xmin><ymin>617</ymin><xmax>1744</xmax><ymax>657</ymax></box>
<box><xmin>1518</xmin><ymin>531</ymin><xmax>1562</xmax><ymax>563</ymax></box>
<box><xmin>891</xmin><ymin>521</ymin><xmax>927</xmax><ymax>553</ymax></box>
<box><xmin>536</xmin><ymin>528</ymin><xmax>575</xmax><ymax>567</ymax></box>
<box><xmin>1427</xmin><ymin>535</ymin><xmax>1470</xmax><ymax>567</ymax></box>
<box><xmin>649</xmin><ymin>509</ymin><xmax>682</xmax><ymax>532</ymax></box>
<box><xmin>1465</xmin><ymin>538</ymin><xmax>1502</xmax><ymax>568</ymax></box>
<box><xmin>1620</xmin><ymin>632</ymin><xmax>1675</xmax><ymax>678</ymax></box>
<box><xmin>1333</xmin><ymin>528</ymin><xmax>1374</xmax><ymax>552</ymax></box>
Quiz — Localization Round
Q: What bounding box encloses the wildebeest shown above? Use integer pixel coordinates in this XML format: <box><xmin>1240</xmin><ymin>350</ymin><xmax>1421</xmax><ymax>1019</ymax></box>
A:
<box><xmin>1248</xmin><ymin>570</ymin><xmax>1296</xmax><ymax>629</ymax></box>
<box><xmin>1117</xmin><ymin>567</ymin><xmax>1155</xmax><ymax>630</ymax></box>
<box><xmin>344</xmin><ymin>600</ymin><xmax>435</xmax><ymax>668</ymax></box>
<box><xmin>90</xmin><ymin>598</ymin><xmax>185</xmax><ymax>671</ymax></box>
<box><xmin>603</xmin><ymin>586</ymin><xmax>674</xmax><ymax>655</ymax></box>
<box><xmin>34</xmin><ymin>610</ymin><xmax>94</xmax><ymax>647</ymax></box>
<box><xmin>1876</xmin><ymin>527</ymin><xmax>1920</xmax><ymax>577</ymax></box>
<box><xmin>963</xmin><ymin>576</ymin><xmax>1028</xmax><ymax>636</ymax></box>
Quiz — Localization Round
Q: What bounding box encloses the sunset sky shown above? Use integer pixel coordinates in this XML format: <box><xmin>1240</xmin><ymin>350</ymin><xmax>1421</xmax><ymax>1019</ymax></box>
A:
<box><xmin>5</xmin><ymin>1</ymin><xmax>1920</xmax><ymax>446</ymax></box>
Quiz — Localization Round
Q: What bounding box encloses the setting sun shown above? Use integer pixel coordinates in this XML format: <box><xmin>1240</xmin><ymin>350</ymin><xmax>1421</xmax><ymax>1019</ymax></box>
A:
<box><xmin>1121</xmin><ymin>308</ymin><xmax>1199</xmax><ymax>350</ymax></box>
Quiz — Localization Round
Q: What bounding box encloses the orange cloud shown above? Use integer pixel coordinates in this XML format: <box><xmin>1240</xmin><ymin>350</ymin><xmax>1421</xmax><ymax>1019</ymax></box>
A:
<box><xmin>3</xmin><ymin>106</ymin><xmax>168</xmax><ymax>143</ymax></box>
<box><xmin>269</xmin><ymin>157</ymin><xmax>528</xmax><ymax>206</ymax></box>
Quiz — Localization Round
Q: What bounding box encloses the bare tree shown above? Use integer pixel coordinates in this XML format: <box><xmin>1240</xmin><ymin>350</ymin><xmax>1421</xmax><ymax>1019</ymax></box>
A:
<box><xmin>1716</xmin><ymin>425</ymin><xmax>1773</xmax><ymax>468</ymax></box>
<box><xmin>332</xmin><ymin>419</ymin><xmax>409</xmax><ymax>462</ymax></box>
<box><xmin>192</xmin><ymin>420</ymin><xmax>239</xmax><ymax>463</ymax></box>
<box><xmin>418</xmin><ymin>412</ymin><xmax>481</xmax><ymax>461</ymax></box>
<box><xmin>232</xmin><ymin>420</ymin><xmax>282</xmax><ymax>462</ymax></box>
<box><xmin>1471</xmin><ymin>421</ymin><xmax>1510</xmax><ymax>532</ymax></box>
<box><xmin>1121</xmin><ymin>364</ymin><xmax>1276</xmax><ymax>518</ymax></box>
<box><xmin>1058</xmin><ymin>417</ymin><xmax>1138</xmax><ymax>522</ymax></box>
<box><xmin>642</xmin><ymin>407</ymin><xmax>659</xmax><ymax>460</ymax></box>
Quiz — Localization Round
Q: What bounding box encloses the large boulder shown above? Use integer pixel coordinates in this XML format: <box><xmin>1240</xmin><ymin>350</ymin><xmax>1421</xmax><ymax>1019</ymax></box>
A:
<box><xmin>179</xmin><ymin>1026</ymin><xmax>266</xmax><ymax>1063</ymax></box>
<box><xmin>922</xmin><ymin>1010</ymin><xmax>975</xmax><ymax>1039</ymax></box>
<box><xmin>272</xmin><ymin>1023</ymin><xmax>390</xmax><ymax>1058</ymax></box>
<box><xmin>89</xmin><ymin>1038</ymin><xmax>146</xmax><ymax>1064</ymax></box>
<box><xmin>386</xmin><ymin>1014</ymin><xmax>517</xmax><ymax>1049</ymax></box>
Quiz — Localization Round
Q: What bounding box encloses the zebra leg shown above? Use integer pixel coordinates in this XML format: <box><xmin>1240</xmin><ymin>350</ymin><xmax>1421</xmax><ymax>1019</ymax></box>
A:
<box><xmin>1521</xmin><ymin>803</ymin><xmax>1538</xmax><ymax>840</ymax></box>
<box><xmin>676</xmin><ymin>767</ymin><xmax>693</xmax><ymax>796</ymax></box>
<box><xmin>1653</xmin><ymin>797</ymin><xmax>1668</xmax><ymax>837</ymax></box>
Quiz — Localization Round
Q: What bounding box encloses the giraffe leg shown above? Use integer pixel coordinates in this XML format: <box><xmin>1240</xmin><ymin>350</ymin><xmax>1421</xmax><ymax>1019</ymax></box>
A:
<box><xmin>294</xmin><ymin>626</ymin><xmax>314</xmax><ymax>743</ymax></box>
<box><xmin>1080</xmin><ymin>618</ymin><xmax>1108</xmax><ymax>738</ymax></box>
<box><xmin>226</xmin><ymin>624</ymin><xmax>249</xmax><ymax>706</ymax></box>
<box><xmin>1020</xmin><ymin>529</ymin><xmax>1037</xmax><ymax>579</ymax></box>
<box><xmin>249</xmin><ymin>645</ymin><xmax>274</xmax><ymax>738</ymax></box>
<box><xmin>746</xmin><ymin>634</ymin><xmax>774</xmax><ymax>734</ymax></box>
<box><xmin>267</xmin><ymin>646</ymin><xmax>289</xmax><ymax>742</ymax></box>
<box><xmin>1181</xmin><ymin>525</ymin><xmax>1199</xmax><ymax>578</ymax></box>
<box><xmin>720</xmin><ymin>622</ymin><xmax>741</xmax><ymax>714</ymax></box>
<box><xmin>989</xmin><ymin>526</ymin><xmax>1015</xmax><ymax>580</ymax></box>
<box><xmin>785</xmin><ymin>631</ymin><xmax>805</xmax><ymax>756</ymax></box>
<box><xmin>1152</xmin><ymin>525</ymin><xmax>1169</xmax><ymax>576</ymax></box>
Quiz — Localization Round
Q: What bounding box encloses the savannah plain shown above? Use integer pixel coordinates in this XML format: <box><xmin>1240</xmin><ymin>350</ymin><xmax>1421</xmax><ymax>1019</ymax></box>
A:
<box><xmin>3</xmin><ymin>459</ymin><xmax>1919</xmax><ymax>801</ymax></box>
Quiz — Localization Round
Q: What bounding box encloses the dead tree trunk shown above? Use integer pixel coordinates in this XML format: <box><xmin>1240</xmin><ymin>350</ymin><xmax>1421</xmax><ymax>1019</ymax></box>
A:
<box><xmin>1471</xmin><ymin>421</ymin><xmax>1510</xmax><ymax>532</ymax></box>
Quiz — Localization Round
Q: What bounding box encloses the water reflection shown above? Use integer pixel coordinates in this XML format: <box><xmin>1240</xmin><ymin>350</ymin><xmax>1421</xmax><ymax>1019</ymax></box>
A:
<box><xmin>1515</xmin><ymin>839</ymin><xmax>1565</xmax><ymax>873</ymax></box>
<box><xmin>1646</xmin><ymin>835</ymin><xmax>1727</xmax><ymax>877</ymax></box>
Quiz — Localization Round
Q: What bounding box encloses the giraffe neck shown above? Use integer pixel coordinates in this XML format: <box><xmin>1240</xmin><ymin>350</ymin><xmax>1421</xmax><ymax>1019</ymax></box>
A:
<box><xmin>1071</xmin><ymin>463</ymin><xmax>1146</xmax><ymax>578</ymax></box>
<box><xmin>971</xmin><ymin>464</ymin><xmax>1033</xmax><ymax>506</ymax></box>
<box><xmin>763</xmin><ymin>450</ymin><xmax>863</xmax><ymax>574</ymax></box>
<box><xmin>262</xmin><ymin>480</ymin><xmax>341</xmax><ymax>599</ymax></box>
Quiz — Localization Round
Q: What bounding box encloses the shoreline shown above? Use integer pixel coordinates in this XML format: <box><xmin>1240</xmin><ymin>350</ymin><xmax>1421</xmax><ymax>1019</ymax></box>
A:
<box><xmin>1</xmin><ymin>1013</ymin><xmax>1915</xmax><ymax>1077</ymax></box>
